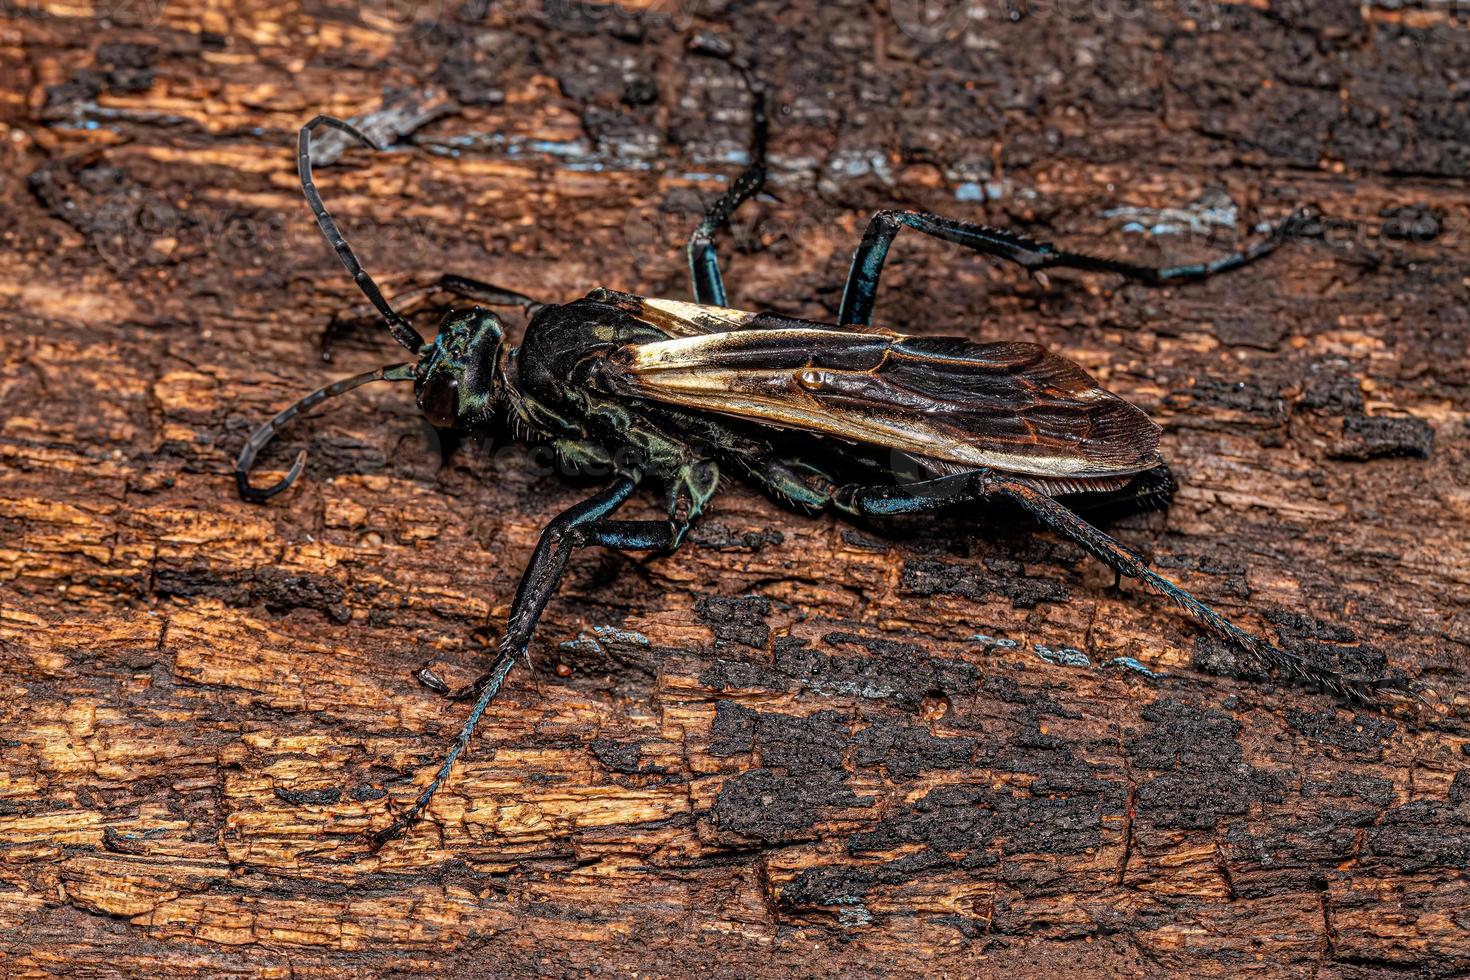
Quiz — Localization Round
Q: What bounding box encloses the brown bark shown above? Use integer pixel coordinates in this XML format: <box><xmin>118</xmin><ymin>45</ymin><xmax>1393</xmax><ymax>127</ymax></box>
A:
<box><xmin>1</xmin><ymin>1</ymin><xmax>1468</xmax><ymax>976</ymax></box>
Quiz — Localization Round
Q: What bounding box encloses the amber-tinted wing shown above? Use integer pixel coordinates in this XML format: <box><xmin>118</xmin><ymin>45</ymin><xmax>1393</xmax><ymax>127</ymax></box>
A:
<box><xmin>590</xmin><ymin>290</ymin><xmax>831</xmax><ymax>338</ymax></box>
<box><xmin>594</xmin><ymin>328</ymin><xmax>1162</xmax><ymax>479</ymax></box>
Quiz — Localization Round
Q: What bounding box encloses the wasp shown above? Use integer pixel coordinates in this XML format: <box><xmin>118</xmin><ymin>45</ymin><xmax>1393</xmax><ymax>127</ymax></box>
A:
<box><xmin>236</xmin><ymin>39</ymin><xmax>1370</xmax><ymax>847</ymax></box>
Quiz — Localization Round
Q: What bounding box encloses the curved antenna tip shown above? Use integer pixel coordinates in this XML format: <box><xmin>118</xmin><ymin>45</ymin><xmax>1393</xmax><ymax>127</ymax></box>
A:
<box><xmin>237</xmin><ymin>449</ymin><xmax>308</xmax><ymax>504</ymax></box>
<box><xmin>235</xmin><ymin>362</ymin><xmax>411</xmax><ymax>505</ymax></box>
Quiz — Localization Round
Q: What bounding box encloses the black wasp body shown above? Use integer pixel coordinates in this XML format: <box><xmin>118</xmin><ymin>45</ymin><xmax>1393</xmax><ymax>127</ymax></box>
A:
<box><xmin>236</xmin><ymin>40</ymin><xmax>1371</xmax><ymax>848</ymax></box>
<box><xmin>431</xmin><ymin>287</ymin><xmax>1165</xmax><ymax>530</ymax></box>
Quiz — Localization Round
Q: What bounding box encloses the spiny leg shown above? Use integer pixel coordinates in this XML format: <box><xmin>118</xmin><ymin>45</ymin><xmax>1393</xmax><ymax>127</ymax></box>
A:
<box><xmin>837</xmin><ymin>471</ymin><xmax>1371</xmax><ymax>700</ymax></box>
<box><xmin>837</xmin><ymin>207</ymin><xmax>1314</xmax><ymax>326</ymax></box>
<box><xmin>418</xmin><ymin>274</ymin><xmax>542</xmax><ymax>317</ymax></box>
<box><xmin>373</xmin><ymin>645</ymin><xmax>516</xmax><ymax>852</ymax></box>
<box><xmin>327</xmin><ymin>272</ymin><xmax>545</xmax><ymax>348</ymax></box>
<box><xmin>989</xmin><ymin>479</ymin><xmax>1370</xmax><ymax>699</ymax></box>
<box><xmin>685</xmin><ymin>37</ymin><xmax>769</xmax><ymax>306</ymax></box>
<box><xmin>371</xmin><ymin>477</ymin><xmax>679</xmax><ymax>849</ymax></box>
<box><xmin>750</xmin><ymin>457</ymin><xmax>845</xmax><ymax>512</ymax></box>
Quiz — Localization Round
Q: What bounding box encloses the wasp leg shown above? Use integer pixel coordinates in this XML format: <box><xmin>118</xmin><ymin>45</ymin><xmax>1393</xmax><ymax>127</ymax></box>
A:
<box><xmin>751</xmin><ymin>458</ymin><xmax>842</xmax><ymax>511</ymax></box>
<box><xmin>686</xmin><ymin>43</ymin><xmax>768</xmax><ymax>306</ymax></box>
<box><xmin>370</xmin><ymin>477</ymin><xmax>678</xmax><ymax>849</ymax></box>
<box><xmin>410</xmin><ymin>273</ymin><xmax>542</xmax><ymax>318</ymax></box>
<box><xmin>836</xmin><ymin>472</ymin><xmax>1372</xmax><ymax>701</ymax></box>
<box><xmin>326</xmin><ymin>273</ymin><xmax>543</xmax><ymax>351</ymax></box>
<box><xmin>580</xmin><ymin>401</ymin><xmax>721</xmax><ymax>548</ymax></box>
<box><xmin>667</xmin><ymin>459</ymin><xmax>720</xmax><ymax>547</ymax></box>
<box><xmin>837</xmin><ymin>207</ymin><xmax>1314</xmax><ymax>326</ymax></box>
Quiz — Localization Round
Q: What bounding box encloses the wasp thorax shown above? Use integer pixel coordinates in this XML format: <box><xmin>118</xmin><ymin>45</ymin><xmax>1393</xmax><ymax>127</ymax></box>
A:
<box><xmin>415</xmin><ymin>307</ymin><xmax>505</xmax><ymax>429</ymax></box>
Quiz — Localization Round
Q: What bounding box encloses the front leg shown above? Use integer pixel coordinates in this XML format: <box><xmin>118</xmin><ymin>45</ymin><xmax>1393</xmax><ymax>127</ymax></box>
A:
<box><xmin>370</xmin><ymin>475</ymin><xmax>678</xmax><ymax>849</ymax></box>
<box><xmin>326</xmin><ymin>272</ymin><xmax>544</xmax><ymax>354</ymax></box>
<box><xmin>552</xmin><ymin>437</ymin><xmax>615</xmax><ymax>479</ymax></box>
<box><xmin>581</xmin><ymin>399</ymin><xmax>721</xmax><ymax>548</ymax></box>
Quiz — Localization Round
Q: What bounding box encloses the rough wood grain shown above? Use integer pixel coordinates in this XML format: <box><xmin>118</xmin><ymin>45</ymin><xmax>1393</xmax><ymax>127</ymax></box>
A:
<box><xmin>2</xmin><ymin>1</ymin><xmax>1468</xmax><ymax>976</ymax></box>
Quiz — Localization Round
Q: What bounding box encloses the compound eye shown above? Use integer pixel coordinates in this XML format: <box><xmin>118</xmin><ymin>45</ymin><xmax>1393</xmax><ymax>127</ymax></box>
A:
<box><xmin>419</xmin><ymin>376</ymin><xmax>460</xmax><ymax>428</ymax></box>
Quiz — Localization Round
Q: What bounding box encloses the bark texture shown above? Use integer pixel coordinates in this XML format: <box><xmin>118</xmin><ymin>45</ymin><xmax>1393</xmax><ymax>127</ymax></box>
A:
<box><xmin>2</xmin><ymin>1</ymin><xmax>1468</xmax><ymax>976</ymax></box>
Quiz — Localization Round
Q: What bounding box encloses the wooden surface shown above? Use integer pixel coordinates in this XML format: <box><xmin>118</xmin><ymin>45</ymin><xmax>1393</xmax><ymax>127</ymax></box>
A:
<box><xmin>2</xmin><ymin>1</ymin><xmax>1468</xmax><ymax>976</ymax></box>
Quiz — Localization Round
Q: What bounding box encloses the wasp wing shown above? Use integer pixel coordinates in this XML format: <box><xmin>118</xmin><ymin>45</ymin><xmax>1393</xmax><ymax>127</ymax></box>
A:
<box><xmin>595</xmin><ymin>328</ymin><xmax>1161</xmax><ymax>480</ymax></box>
<box><xmin>589</xmin><ymin>289</ymin><xmax>834</xmax><ymax>338</ymax></box>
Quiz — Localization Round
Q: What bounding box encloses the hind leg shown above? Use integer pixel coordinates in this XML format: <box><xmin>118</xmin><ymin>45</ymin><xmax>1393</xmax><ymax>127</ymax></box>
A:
<box><xmin>837</xmin><ymin>207</ymin><xmax>1314</xmax><ymax>326</ymax></box>
<box><xmin>836</xmin><ymin>470</ymin><xmax>1370</xmax><ymax>700</ymax></box>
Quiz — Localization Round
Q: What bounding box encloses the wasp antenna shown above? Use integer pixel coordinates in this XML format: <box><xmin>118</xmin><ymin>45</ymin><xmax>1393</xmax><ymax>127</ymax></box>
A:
<box><xmin>299</xmin><ymin>115</ymin><xmax>426</xmax><ymax>353</ymax></box>
<box><xmin>236</xmin><ymin>362</ymin><xmax>414</xmax><ymax>503</ymax></box>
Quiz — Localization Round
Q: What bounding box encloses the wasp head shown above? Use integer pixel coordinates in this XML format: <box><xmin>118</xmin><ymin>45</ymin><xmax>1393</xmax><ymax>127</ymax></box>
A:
<box><xmin>414</xmin><ymin>307</ymin><xmax>506</xmax><ymax>429</ymax></box>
